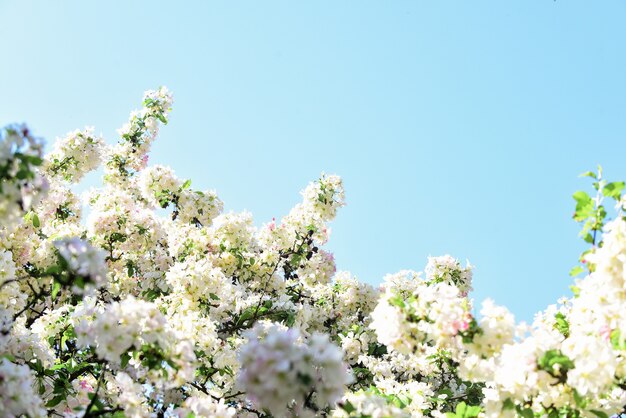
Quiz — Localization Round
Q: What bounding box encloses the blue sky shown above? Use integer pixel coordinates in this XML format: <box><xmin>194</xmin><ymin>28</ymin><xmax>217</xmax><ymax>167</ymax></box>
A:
<box><xmin>2</xmin><ymin>1</ymin><xmax>626</xmax><ymax>322</ymax></box>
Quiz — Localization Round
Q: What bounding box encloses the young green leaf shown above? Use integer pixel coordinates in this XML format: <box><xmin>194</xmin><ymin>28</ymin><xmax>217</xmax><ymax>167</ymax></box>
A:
<box><xmin>602</xmin><ymin>181</ymin><xmax>625</xmax><ymax>200</ymax></box>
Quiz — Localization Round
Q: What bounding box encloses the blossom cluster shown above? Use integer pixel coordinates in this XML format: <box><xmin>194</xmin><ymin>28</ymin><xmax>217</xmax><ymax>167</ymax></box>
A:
<box><xmin>238</xmin><ymin>322</ymin><xmax>352</xmax><ymax>416</ymax></box>
<box><xmin>0</xmin><ymin>358</ymin><xmax>46</xmax><ymax>418</ymax></box>
<box><xmin>53</xmin><ymin>237</ymin><xmax>108</xmax><ymax>294</ymax></box>
<box><xmin>106</xmin><ymin>86</ymin><xmax>173</xmax><ymax>181</ymax></box>
<box><xmin>1</xmin><ymin>87</ymin><xmax>625</xmax><ymax>418</ymax></box>
<box><xmin>44</xmin><ymin>126</ymin><xmax>104</xmax><ymax>183</ymax></box>
<box><xmin>0</xmin><ymin>123</ymin><xmax>48</xmax><ymax>228</ymax></box>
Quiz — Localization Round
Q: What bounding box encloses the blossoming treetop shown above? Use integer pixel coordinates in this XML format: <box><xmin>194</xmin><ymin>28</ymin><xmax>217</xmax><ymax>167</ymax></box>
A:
<box><xmin>1</xmin><ymin>87</ymin><xmax>625</xmax><ymax>418</ymax></box>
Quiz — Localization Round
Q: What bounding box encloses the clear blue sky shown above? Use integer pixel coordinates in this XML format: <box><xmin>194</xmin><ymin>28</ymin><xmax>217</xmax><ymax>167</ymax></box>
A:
<box><xmin>2</xmin><ymin>1</ymin><xmax>626</xmax><ymax>322</ymax></box>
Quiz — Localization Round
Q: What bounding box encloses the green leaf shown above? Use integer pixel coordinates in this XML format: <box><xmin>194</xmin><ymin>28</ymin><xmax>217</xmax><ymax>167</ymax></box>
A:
<box><xmin>572</xmin><ymin>389</ymin><xmax>587</xmax><ymax>408</ymax></box>
<box><xmin>121</xmin><ymin>352</ymin><xmax>131</xmax><ymax>368</ymax></box>
<box><xmin>236</xmin><ymin>308</ymin><xmax>255</xmax><ymax>325</ymax></box>
<box><xmin>297</xmin><ymin>372</ymin><xmax>313</xmax><ymax>385</ymax></box>
<box><xmin>537</xmin><ymin>349</ymin><xmax>575</xmax><ymax>375</ymax></box>
<box><xmin>15</xmin><ymin>168</ymin><xmax>30</xmax><ymax>179</ymax></box>
<box><xmin>449</xmin><ymin>402</ymin><xmax>481</xmax><ymax>418</ymax></box>
<box><xmin>46</xmin><ymin>394</ymin><xmax>66</xmax><ymax>408</ymax></box>
<box><xmin>589</xmin><ymin>410</ymin><xmax>609</xmax><ymax>418</ymax></box>
<box><xmin>518</xmin><ymin>408</ymin><xmax>534</xmax><ymax>418</ymax></box>
<box><xmin>465</xmin><ymin>405</ymin><xmax>481</xmax><ymax>417</ymax></box>
<box><xmin>553</xmin><ymin>312</ymin><xmax>570</xmax><ymax>338</ymax></box>
<box><xmin>24</xmin><ymin>155</ymin><xmax>43</xmax><ymax>165</ymax></box>
<box><xmin>49</xmin><ymin>363</ymin><xmax>66</xmax><ymax>371</ymax></box>
<box><xmin>32</xmin><ymin>213</ymin><xmax>40</xmax><ymax>228</ymax></box>
<box><xmin>502</xmin><ymin>398</ymin><xmax>515</xmax><ymax>410</ymax></box>
<box><xmin>388</xmin><ymin>295</ymin><xmax>406</xmax><ymax>309</ymax></box>
<box><xmin>51</xmin><ymin>281</ymin><xmax>61</xmax><ymax>300</ymax></box>
<box><xmin>610</xmin><ymin>330</ymin><xmax>625</xmax><ymax>350</ymax></box>
<box><xmin>579</xmin><ymin>171</ymin><xmax>597</xmax><ymax>179</ymax></box>
<box><xmin>390</xmin><ymin>394</ymin><xmax>409</xmax><ymax>408</ymax></box>
<box><xmin>602</xmin><ymin>181</ymin><xmax>625</xmax><ymax>199</ymax></box>
<box><xmin>569</xmin><ymin>266</ymin><xmax>584</xmax><ymax>277</ymax></box>
<box><xmin>572</xmin><ymin>191</ymin><xmax>594</xmax><ymax>222</ymax></box>
<box><xmin>573</xmin><ymin>190</ymin><xmax>591</xmax><ymax>204</ymax></box>
<box><xmin>181</xmin><ymin>179</ymin><xmax>192</xmax><ymax>189</ymax></box>
<box><xmin>340</xmin><ymin>400</ymin><xmax>356</xmax><ymax>414</ymax></box>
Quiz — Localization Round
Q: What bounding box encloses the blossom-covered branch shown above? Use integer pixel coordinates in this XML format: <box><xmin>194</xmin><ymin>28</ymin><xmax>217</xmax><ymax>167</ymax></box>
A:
<box><xmin>1</xmin><ymin>88</ymin><xmax>626</xmax><ymax>418</ymax></box>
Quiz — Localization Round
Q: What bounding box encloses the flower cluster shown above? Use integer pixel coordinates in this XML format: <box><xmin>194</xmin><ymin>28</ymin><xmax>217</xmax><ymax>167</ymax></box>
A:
<box><xmin>44</xmin><ymin>126</ymin><xmax>104</xmax><ymax>183</ymax></box>
<box><xmin>425</xmin><ymin>254</ymin><xmax>473</xmax><ymax>295</ymax></box>
<box><xmin>0</xmin><ymin>123</ymin><xmax>48</xmax><ymax>228</ymax></box>
<box><xmin>0</xmin><ymin>358</ymin><xmax>46</xmax><ymax>418</ymax></box>
<box><xmin>238</xmin><ymin>322</ymin><xmax>352</xmax><ymax>416</ymax></box>
<box><xmin>333</xmin><ymin>391</ymin><xmax>409</xmax><ymax>418</ymax></box>
<box><xmin>77</xmin><ymin>296</ymin><xmax>197</xmax><ymax>389</ymax></box>
<box><xmin>138</xmin><ymin>164</ymin><xmax>223</xmax><ymax>226</ymax></box>
<box><xmin>371</xmin><ymin>263</ymin><xmax>474</xmax><ymax>354</ymax></box>
<box><xmin>53</xmin><ymin>237</ymin><xmax>107</xmax><ymax>294</ymax></box>
<box><xmin>106</xmin><ymin>86</ymin><xmax>173</xmax><ymax>181</ymax></box>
